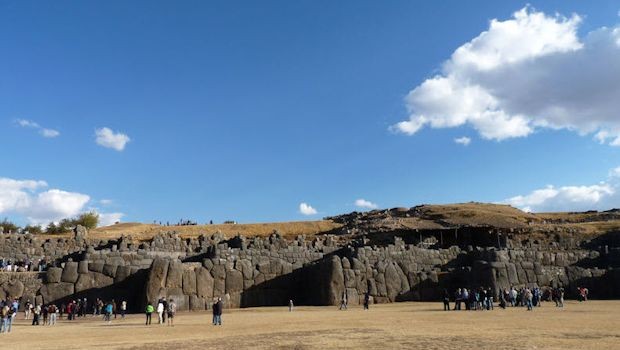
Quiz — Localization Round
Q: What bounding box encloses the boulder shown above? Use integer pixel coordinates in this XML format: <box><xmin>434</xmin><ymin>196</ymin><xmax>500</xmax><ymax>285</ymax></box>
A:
<box><xmin>326</xmin><ymin>255</ymin><xmax>345</xmax><ymax>305</ymax></box>
<box><xmin>61</xmin><ymin>262</ymin><xmax>79</xmax><ymax>283</ymax></box>
<box><xmin>93</xmin><ymin>272</ymin><xmax>114</xmax><ymax>288</ymax></box>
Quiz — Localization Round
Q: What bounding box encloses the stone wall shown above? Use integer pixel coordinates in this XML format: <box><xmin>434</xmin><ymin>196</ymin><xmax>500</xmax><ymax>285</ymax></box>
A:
<box><xmin>2</xmin><ymin>229</ymin><xmax>620</xmax><ymax>311</ymax></box>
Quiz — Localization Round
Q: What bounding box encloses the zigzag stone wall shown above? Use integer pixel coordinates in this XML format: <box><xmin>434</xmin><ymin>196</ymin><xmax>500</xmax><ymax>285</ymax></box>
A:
<box><xmin>1</xmin><ymin>230</ymin><xmax>620</xmax><ymax>311</ymax></box>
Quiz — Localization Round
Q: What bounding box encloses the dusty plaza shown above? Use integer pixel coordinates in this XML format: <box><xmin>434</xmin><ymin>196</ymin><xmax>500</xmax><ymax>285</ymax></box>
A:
<box><xmin>6</xmin><ymin>301</ymin><xmax>620</xmax><ymax>350</ymax></box>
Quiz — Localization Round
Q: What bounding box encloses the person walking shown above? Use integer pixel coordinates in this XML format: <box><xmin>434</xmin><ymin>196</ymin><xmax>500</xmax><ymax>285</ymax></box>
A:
<box><xmin>167</xmin><ymin>299</ymin><xmax>176</xmax><ymax>326</ymax></box>
<box><xmin>105</xmin><ymin>301</ymin><xmax>113</xmax><ymax>323</ymax></box>
<box><xmin>339</xmin><ymin>291</ymin><xmax>348</xmax><ymax>310</ymax></box>
<box><xmin>145</xmin><ymin>302</ymin><xmax>154</xmax><ymax>325</ymax></box>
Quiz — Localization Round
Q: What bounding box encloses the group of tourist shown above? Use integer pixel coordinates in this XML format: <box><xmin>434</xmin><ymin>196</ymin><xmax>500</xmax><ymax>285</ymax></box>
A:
<box><xmin>145</xmin><ymin>297</ymin><xmax>177</xmax><ymax>326</ymax></box>
<box><xmin>445</xmin><ymin>286</ymin><xmax>569</xmax><ymax>311</ymax></box>
<box><xmin>0</xmin><ymin>258</ymin><xmax>49</xmax><ymax>272</ymax></box>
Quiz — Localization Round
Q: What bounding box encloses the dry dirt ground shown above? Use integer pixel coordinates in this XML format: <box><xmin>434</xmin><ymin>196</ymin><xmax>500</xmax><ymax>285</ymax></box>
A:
<box><xmin>6</xmin><ymin>301</ymin><xmax>620</xmax><ymax>350</ymax></box>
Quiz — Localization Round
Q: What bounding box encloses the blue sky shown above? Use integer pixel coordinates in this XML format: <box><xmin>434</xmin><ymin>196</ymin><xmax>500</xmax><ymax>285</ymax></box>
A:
<box><xmin>1</xmin><ymin>1</ymin><xmax>620</xmax><ymax>226</ymax></box>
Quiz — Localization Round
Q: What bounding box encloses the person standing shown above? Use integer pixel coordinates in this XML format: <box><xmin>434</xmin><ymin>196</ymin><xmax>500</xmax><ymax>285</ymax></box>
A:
<box><xmin>145</xmin><ymin>302</ymin><xmax>154</xmax><ymax>325</ymax></box>
<box><xmin>32</xmin><ymin>304</ymin><xmax>41</xmax><ymax>325</ymax></box>
<box><xmin>443</xmin><ymin>289</ymin><xmax>451</xmax><ymax>311</ymax></box>
<box><xmin>49</xmin><ymin>304</ymin><xmax>57</xmax><ymax>326</ymax></box>
<box><xmin>525</xmin><ymin>288</ymin><xmax>533</xmax><ymax>311</ymax></box>
<box><xmin>167</xmin><ymin>299</ymin><xmax>176</xmax><ymax>326</ymax></box>
<box><xmin>121</xmin><ymin>300</ymin><xmax>127</xmax><ymax>319</ymax></box>
<box><xmin>288</xmin><ymin>299</ymin><xmax>294</xmax><ymax>312</ymax></box>
<box><xmin>42</xmin><ymin>304</ymin><xmax>49</xmax><ymax>325</ymax></box>
<box><xmin>363</xmin><ymin>292</ymin><xmax>370</xmax><ymax>310</ymax></box>
<box><xmin>24</xmin><ymin>300</ymin><xmax>32</xmax><ymax>319</ymax></box>
<box><xmin>162</xmin><ymin>297</ymin><xmax>168</xmax><ymax>324</ymax></box>
<box><xmin>0</xmin><ymin>304</ymin><xmax>8</xmax><ymax>333</ymax></box>
<box><xmin>212</xmin><ymin>298</ymin><xmax>223</xmax><ymax>325</ymax></box>
<box><xmin>157</xmin><ymin>299</ymin><xmax>165</xmax><ymax>324</ymax></box>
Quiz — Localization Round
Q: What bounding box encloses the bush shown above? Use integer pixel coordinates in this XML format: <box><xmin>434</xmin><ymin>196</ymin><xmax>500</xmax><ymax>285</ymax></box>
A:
<box><xmin>23</xmin><ymin>225</ymin><xmax>43</xmax><ymax>235</ymax></box>
<box><xmin>0</xmin><ymin>218</ymin><xmax>20</xmax><ymax>234</ymax></box>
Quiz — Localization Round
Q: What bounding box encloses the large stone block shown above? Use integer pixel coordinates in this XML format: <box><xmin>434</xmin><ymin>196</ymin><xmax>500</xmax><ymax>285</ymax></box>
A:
<box><xmin>189</xmin><ymin>295</ymin><xmax>206</xmax><ymax>311</ymax></box>
<box><xmin>146</xmin><ymin>258</ymin><xmax>169</xmax><ymax>304</ymax></box>
<box><xmin>102</xmin><ymin>263</ymin><xmax>118</xmax><ymax>278</ymax></box>
<box><xmin>78</xmin><ymin>260</ymin><xmax>89</xmax><ymax>274</ymax></box>
<box><xmin>166</xmin><ymin>261</ymin><xmax>183</xmax><ymax>289</ymax></box>
<box><xmin>183</xmin><ymin>269</ymin><xmax>197</xmax><ymax>295</ymax></box>
<box><xmin>40</xmin><ymin>282</ymin><xmax>74</xmax><ymax>303</ymax></box>
<box><xmin>4</xmin><ymin>280</ymin><xmax>24</xmax><ymax>298</ymax></box>
<box><xmin>196</xmin><ymin>267</ymin><xmax>214</xmax><ymax>298</ymax></box>
<box><xmin>225</xmin><ymin>269</ymin><xmax>243</xmax><ymax>293</ymax></box>
<box><xmin>46</xmin><ymin>267</ymin><xmax>62</xmax><ymax>283</ymax></box>
<box><xmin>61</xmin><ymin>262</ymin><xmax>79</xmax><ymax>283</ymax></box>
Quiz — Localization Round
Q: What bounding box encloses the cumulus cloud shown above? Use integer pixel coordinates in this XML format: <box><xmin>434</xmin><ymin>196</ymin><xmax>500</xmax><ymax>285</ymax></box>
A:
<box><xmin>14</xmin><ymin>119</ymin><xmax>60</xmax><ymax>138</ymax></box>
<box><xmin>98</xmin><ymin>212</ymin><xmax>124</xmax><ymax>227</ymax></box>
<box><xmin>299</xmin><ymin>202</ymin><xmax>318</xmax><ymax>215</ymax></box>
<box><xmin>95</xmin><ymin>127</ymin><xmax>130</xmax><ymax>151</ymax></box>
<box><xmin>355</xmin><ymin>198</ymin><xmax>378</xmax><ymax>210</ymax></box>
<box><xmin>392</xmin><ymin>7</ymin><xmax>620</xmax><ymax>145</ymax></box>
<box><xmin>504</xmin><ymin>168</ymin><xmax>620</xmax><ymax>212</ymax></box>
<box><xmin>0</xmin><ymin>177</ymin><xmax>122</xmax><ymax>226</ymax></box>
<box><xmin>454</xmin><ymin>136</ymin><xmax>471</xmax><ymax>146</ymax></box>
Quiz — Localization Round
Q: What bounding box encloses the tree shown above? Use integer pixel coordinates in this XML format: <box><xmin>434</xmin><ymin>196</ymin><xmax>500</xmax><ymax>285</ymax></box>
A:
<box><xmin>45</xmin><ymin>222</ymin><xmax>69</xmax><ymax>234</ymax></box>
<box><xmin>23</xmin><ymin>225</ymin><xmax>43</xmax><ymax>235</ymax></box>
<box><xmin>75</xmin><ymin>212</ymin><xmax>99</xmax><ymax>229</ymax></box>
<box><xmin>0</xmin><ymin>218</ymin><xmax>20</xmax><ymax>234</ymax></box>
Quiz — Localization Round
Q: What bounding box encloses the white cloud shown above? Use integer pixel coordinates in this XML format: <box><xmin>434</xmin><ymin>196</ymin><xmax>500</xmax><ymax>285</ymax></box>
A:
<box><xmin>299</xmin><ymin>202</ymin><xmax>318</xmax><ymax>215</ymax></box>
<box><xmin>40</xmin><ymin>128</ymin><xmax>60</xmax><ymax>138</ymax></box>
<box><xmin>504</xmin><ymin>167</ymin><xmax>620</xmax><ymax>212</ymax></box>
<box><xmin>392</xmin><ymin>7</ymin><xmax>620</xmax><ymax>145</ymax></box>
<box><xmin>95</xmin><ymin>127</ymin><xmax>130</xmax><ymax>151</ymax></box>
<box><xmin>98</xmin><ymin>212</ymin><xmax>123</xmax><ymax>227</ymax></box>
<box><xmin>454</xmin><ymin>136</ymin><xmax>471</xmax><ymax>146</ymax></box>
<box><xmin>16</xmin><ymin>119</ymin><xmax>40</xmax><ymax>128</ymax></box>
<box><xmin>354</xmin><ymin>198</ymin><xmax>378</xmax><ymax>209</ymax></box>
<box><xmin>610</xmin><ymin>167</ymin><xmax>620</xmax><ymax>178</ymax></box>
<box><xmin>99</xmin><ymin>199</ymin><xmax>113</xmax><ymax>205</ymax></box>
<box><xmin>0</xmin><ymin>177</ymin><xmax>122</xmax><ymax>226</ymax></box>
<box><xmin>15</xmin><ymin>119</ymin><xmax>60</xmax><ymax>138</ymax></box>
